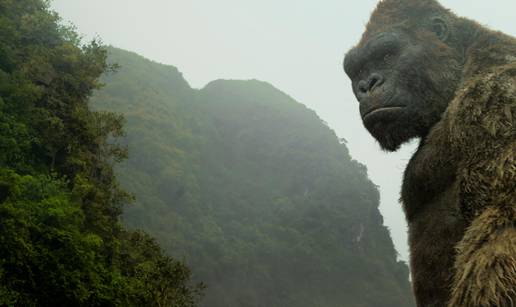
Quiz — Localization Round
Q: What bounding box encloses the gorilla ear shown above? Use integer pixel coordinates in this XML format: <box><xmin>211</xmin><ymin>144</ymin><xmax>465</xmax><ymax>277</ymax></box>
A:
<box><xmin>429</xmin><ymin>16</ymin><xmax>449</xmax><ymax>41</ymax></box>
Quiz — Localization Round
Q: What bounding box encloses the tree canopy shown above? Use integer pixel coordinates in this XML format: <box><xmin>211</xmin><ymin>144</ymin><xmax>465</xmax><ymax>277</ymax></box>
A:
<box><xmin>0</xmin><ymin>1</ymin><xmax>201</xmax><ymax>306</ymax></box>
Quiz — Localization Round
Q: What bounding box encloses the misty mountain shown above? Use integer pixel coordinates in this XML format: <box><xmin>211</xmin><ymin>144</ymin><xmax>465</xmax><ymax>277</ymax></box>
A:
<box><xmin>92</xmin><ymin>47</ymin><xmax>415</xmax><ymax>307</ymax></box>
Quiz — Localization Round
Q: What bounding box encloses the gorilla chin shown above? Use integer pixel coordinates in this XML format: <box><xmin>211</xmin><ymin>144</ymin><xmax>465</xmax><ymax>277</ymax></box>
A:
<box><xmin>362</xmin><ymin>106</ymin><xmax>418</xmax><ymax>152</ymax></box>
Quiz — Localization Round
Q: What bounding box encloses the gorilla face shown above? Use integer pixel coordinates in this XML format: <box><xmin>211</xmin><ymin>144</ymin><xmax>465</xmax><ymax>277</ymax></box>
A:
<box><xmin>343</xmin><ymin>27</ymin><xmax>462</xmax><ymax>151</ymax></box>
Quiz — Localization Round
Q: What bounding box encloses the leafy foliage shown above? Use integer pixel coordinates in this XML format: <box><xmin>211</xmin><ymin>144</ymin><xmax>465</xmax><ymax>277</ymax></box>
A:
<box><xmin>0</xmin><ymin>1</ymin><xmax>201</xmax><ymax>305</ymax></box>
<box><xmin>93</xmin><ymin>47</ymin><xmax>416</xmax><ymax>307</ymax></box>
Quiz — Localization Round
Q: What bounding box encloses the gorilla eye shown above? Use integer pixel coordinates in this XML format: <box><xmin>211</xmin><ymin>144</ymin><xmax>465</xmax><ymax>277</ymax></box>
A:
<box><xmin>369</xmin><ymin>40</ymin><xmax>399</xmax><ymax>63</ymax></box>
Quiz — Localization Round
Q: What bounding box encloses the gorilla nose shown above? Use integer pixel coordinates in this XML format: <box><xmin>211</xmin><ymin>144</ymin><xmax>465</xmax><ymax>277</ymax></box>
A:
<box><xmin>358</xmin><ymin>73</ymin><xmax>385</xmax><ymax>97</ymax></box>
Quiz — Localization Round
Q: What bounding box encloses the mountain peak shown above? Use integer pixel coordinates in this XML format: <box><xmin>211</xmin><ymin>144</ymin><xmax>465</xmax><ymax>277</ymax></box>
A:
<box><xmin>93</xmin><ymin>47</ymin><xmax>415</xmax><ymax>307</ymax></box>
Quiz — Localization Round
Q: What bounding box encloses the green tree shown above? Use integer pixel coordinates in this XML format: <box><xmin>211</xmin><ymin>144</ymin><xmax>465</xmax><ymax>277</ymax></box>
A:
<box><xmin>0</xmin><ymin>0</ymin><xmax>201</xmax><ymax>305</ymax></box>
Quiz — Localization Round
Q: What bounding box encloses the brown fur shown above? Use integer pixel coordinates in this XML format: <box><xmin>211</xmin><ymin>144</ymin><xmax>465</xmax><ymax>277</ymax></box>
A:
<box><xmin>345</xmin><ymin>0</ymin><xmax>516</xmax><ymax>306</ymax></box>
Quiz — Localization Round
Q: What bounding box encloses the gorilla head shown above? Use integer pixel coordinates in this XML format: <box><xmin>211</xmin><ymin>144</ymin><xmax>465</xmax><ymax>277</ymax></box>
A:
<box><xmin>343</xmin><ymin>0</ymin><xmax>466</xmax><ymax>151</ymax></box>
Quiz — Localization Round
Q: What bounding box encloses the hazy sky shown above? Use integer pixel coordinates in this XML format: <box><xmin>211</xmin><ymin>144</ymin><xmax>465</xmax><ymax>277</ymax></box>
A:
<box><xmin>51</xmin><ymin>0</ymin><xmax>516</xmax><ymax>261</ymax></box>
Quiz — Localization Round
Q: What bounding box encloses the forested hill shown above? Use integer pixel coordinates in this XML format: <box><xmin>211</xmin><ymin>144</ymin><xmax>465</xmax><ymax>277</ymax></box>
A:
<box><xmin>92</xmin><ymin>47</ymin><xmax>415</xmax><ymax>307</ymax></box>
<box><xmin>0</xmin><ymin>2</ymin><xmax>201</xmax><ymax>306</ymax></box>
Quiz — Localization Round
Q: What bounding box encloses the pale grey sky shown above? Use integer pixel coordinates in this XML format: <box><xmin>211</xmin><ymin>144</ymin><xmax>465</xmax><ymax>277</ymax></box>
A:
<box><xmin>51</xmin><ymin>0</ymin><xmax>516</xmax><ymax>261</ymax></box>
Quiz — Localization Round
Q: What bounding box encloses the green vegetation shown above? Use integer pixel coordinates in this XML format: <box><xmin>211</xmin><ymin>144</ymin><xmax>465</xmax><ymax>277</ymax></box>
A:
<box><xmin>93</xmin><ymin>47</ymin><xmax>416</xmax><ymax>307</ymax></box>
<box><xmin>0</xmin><ymin>1</ymin><xmax>201</xmax><ymax>306</ymax></box>
<box><xmin>0</xmin><ymin>1</ymin><xmax>415</xmax><ymax>305</ymax></box>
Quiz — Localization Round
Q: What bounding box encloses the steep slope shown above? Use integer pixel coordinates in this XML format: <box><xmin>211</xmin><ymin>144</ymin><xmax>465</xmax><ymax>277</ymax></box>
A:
<box><xmin>0</xmin><ymin>2</ymin><xmax>200</xmax><ymax>305</ymax></box>
<box><xmin>92</xmin><ymin>47</ymin><xmax>415</xmax><ymax>307</ymax></box>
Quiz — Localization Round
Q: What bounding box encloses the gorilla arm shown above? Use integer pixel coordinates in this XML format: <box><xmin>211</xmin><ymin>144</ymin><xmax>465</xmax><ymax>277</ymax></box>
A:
<box><xmin>447</xmin><ymin>66</ymin><xmax>516</xmax><ymax>307</ymax></box>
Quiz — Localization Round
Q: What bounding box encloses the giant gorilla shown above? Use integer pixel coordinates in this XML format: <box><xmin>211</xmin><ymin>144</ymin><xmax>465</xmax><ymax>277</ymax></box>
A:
<box><xmin>343</xmin><ymin>0</ymin><xmax>516</xmax><ymax>306</ymax></box>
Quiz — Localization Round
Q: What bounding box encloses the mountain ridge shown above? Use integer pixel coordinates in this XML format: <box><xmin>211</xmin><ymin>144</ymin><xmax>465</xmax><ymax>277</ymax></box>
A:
<box><xmin>93</xmin><ymin>46</ymin><xmax>415</xmax><ymax>307</ymax></box>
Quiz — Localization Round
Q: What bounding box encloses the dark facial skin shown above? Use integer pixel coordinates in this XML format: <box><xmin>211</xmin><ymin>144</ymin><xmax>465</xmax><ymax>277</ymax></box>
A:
<box><xmin>343</xmin><ymin>26</ymin><xmax>462</xmax><ymax>151</ymax></box>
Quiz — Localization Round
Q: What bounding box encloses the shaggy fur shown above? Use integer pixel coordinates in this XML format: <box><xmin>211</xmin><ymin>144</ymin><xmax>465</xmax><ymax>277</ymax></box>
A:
<box><xmin>344</xmin><ymin>0</ymin><xmax>516</xmax><ymax>306</ymax></box>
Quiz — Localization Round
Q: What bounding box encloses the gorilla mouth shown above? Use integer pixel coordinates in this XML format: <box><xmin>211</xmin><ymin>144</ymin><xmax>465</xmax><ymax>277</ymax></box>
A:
<box><xmin>363</xmin><ymin>106</ymin><xmax>404</xmax><ymax>120</ymax></box>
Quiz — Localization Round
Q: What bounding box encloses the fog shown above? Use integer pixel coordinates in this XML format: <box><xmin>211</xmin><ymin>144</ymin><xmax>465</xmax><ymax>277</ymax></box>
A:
<box><xmin>51</xmin><ymin>0</ymin><xmax>516</xmax><ymax>261</ymax></box>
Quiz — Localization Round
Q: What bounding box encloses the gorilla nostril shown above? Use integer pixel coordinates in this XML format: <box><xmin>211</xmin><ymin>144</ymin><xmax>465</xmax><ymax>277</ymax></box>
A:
<box><xmin>358</xmin><ymin>80</ymin><xmax>368</xmax><ymax>94</ymax></box>
<box><xmin>358</xmin><ymin>73</ymin><xmax>384</xmax><ymax>96</ymax></box>
<box><xmin>369</xmin><ymin>77</ymin><xmax>379</xmax><ymax>89</ymax></box>
<box><xmin>368</xmin><ymin>73</ymin><xmax>384</xmax><ymax>91</ymax></box>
